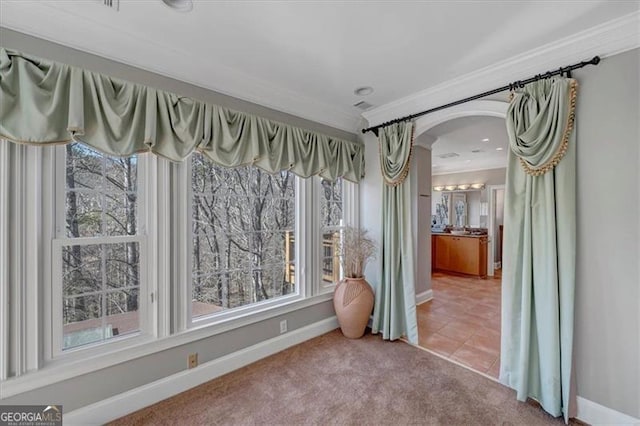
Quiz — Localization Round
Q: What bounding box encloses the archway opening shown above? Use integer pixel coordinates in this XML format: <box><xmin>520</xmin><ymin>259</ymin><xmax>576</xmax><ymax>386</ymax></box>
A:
<box><xmin>412</xmin><ymin>101</ymin><xmax>508</xmax><ymax>379</ymax></box>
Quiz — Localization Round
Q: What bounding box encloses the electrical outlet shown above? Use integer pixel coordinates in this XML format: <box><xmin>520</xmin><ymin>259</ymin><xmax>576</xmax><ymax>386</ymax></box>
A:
<box><xmin>280</xmin><ymin>319</ymin><xmax>287</xmax><ymax>334</ymax></box>
<box><xmin>188</xmin><ymin>353</ymin><xmax>198</xmax><ymax>369</ymax></box>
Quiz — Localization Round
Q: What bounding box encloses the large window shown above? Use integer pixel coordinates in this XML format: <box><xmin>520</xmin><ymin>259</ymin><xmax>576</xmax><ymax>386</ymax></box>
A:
<box><xmin>190</xmin><ymin>153</ymin><xmax>297</xmax><ymax>319</ymax></box>
<box><xmin>3</xmin><ymin>140</ymin><xmax>356</xmax><ymax>385</ymax></box>
<box><xmin>54</xmin><ymin>144</ymin><xmax>146</xmax><ymax>353</ymax></box>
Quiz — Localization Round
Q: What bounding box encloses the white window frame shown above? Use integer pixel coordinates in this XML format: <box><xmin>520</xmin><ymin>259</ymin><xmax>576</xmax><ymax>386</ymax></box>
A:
<box><xmin>48</xmin><ymin>146</ymin><xmax>154</xmax><ymax>361</ymax></box>
<box><xmin>181</xmin><ymin>156</ymin><xmax>309</xmax><ymax>329</ymax></box>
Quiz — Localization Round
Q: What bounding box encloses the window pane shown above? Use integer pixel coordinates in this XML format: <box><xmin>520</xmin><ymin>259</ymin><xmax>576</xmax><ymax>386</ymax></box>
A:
<box><xmin>64</xmin><ymin>143</ymin><xmax>138</xmax><ymax>238</ymax></box>
<box><xmin>62</xmin><ymin>244</ymin><xmax>102</xmax><ymax>295</ymax></box>
<box><xmin>105</xmin><ymin>157</ymin><xmax>137</xmax><ymax>193</ymax></box>
<box><xmin>104</xmin><ymin>192</ymin><xmax>138</xmax><ymax>236</ymax></box>
<box><xmin>63</xmin><ymin>294</ymin><xmax>103</xmax><ymax>349</ymax></box>
<box><xmin>61</xmin><ymin>242</ymin><xmax>141</xmax><ymax>350</ymax></box>
<box><xmin>105</xmin><ymin>289</ymin><xmax>139</xmax><ymax>336</ymax></box>
<box><xmin>191</xmin><ymin>155</ymin><xmax>296</xmax><ymax>318</ymax></box>
<box><xmin>66</xmin><ymin>191</ymin><xmax>103</xmax><ymax>237</ymax></box>
<box><xmin>106</xmin><ymin>242</ymin><xmax>140</xmax><ymax>289</ymax></box>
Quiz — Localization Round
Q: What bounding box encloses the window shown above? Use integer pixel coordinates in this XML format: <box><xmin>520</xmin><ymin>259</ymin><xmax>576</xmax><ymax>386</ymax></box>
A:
<box><xmin>190</xmin><ymin>153</ymin><xmax>297</xmax><ymax>320</ymax></box>
<box><xmin>319</xmin><ymin>177</ymin><xmax>344</xmax><ymax>285</ymax></box>
<box><xmin>53</xmin><ymin>144</ymin><xmax>147</xmax><ymax>353</ymax></box>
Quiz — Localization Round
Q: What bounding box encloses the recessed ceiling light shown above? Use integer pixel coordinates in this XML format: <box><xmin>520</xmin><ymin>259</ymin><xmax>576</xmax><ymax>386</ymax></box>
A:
<box><xmin>465</xmin><ymin>160</ymin><xmax>472</xmax><ymax>163</ymax></box>
<box><xmin>496</xmin><ymin>147</ymin><xmax>504</xmax><ymax>151</ymax></box>
<box><xmin>354</xmin><ymin>86</ymin><xmax>374</xmax><ymax>96</ymax></box>
<box><xmin>161</xmin><ymin>0</ymin><xmax>193</xmax><ymax>12</ymax></box>
<box><xmin>482</xmin><ymin>138</ymin><xmax>490</xmax><ymax>142</ymax></box>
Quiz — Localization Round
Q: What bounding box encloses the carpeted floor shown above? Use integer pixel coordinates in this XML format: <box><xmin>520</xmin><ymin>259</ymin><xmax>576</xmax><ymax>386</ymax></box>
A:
<box><xmin>111</xmin><ymin>330</ymin><xmax>569</xmax><ymax>425</ymax></box>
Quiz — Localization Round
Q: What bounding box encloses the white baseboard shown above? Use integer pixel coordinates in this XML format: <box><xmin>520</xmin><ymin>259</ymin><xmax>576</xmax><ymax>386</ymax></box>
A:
<box><xmin>64</xmin><ymin>316</ymin><xmax>339</xmax><ymax>425</ymax></box>
<box><xmin>576</xmin><ymin>396</ymin><xmax>640</xmax><ymax>425</ymax></box>
<box><xmin>416</xmin><ymin>289</ymin><xmax>433</xmax><ymax>305</ymax></box>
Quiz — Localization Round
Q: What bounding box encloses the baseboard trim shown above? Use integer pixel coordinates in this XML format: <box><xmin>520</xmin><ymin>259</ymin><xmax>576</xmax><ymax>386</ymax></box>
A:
<box><xmin>64</xmin><ymin>316</ymin><xmax>339</xmax><ymax>425</ymax></box>
<box><xmin>576</xmin><ymin>396</ymin><xmax>640</xmax><ymax>425</ymax></box>
<box><xmin>416</xmin><ymin>290</ymin><xmax>433</xmax><ymax>306</ymax></box>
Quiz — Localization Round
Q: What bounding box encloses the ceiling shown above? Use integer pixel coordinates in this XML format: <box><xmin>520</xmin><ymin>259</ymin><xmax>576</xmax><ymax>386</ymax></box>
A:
<box><xmin>428</xmin><ymin>116</ymin><xmax>509</xmax><ymax>175</ymax></box>
<box><xmin>0</xmin><ymin>1</ymin><xmax>638</xmax><ymax>132</ymax></box>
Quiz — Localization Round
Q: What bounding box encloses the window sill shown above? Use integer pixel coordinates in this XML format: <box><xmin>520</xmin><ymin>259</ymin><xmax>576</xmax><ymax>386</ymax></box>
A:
<box><xmin>0</xmin><ymin>292</ymin><xmax>334</xmax><ymax>398</ymax></box>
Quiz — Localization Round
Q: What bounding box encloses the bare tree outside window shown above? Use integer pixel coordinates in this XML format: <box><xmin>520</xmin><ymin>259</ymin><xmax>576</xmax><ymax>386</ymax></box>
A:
<box><xmin>320</xmin><ymin>178</ymin><xmax>343</xmax><ymax>283</ymax></box>
<box><xmin>191</xmin><ymin>153</ymin><xmax>296</xmax><ymax>317</ymax></box>
<box><xmin>61</xmin><ymin>143</ymin><xmax>140</xmax><ymax>350</ymax></box>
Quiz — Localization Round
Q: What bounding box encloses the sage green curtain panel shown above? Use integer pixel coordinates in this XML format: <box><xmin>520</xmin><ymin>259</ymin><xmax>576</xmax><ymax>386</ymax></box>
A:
<box><xmin>501</xmin><ymin>77</ymin><xmax>577</xmax><ymax>422</ymax></box>
<box><xmin>372</xmin><ymin>122</ymin><xmax>418</xmax><ymax>345</ymax></box>
<box><xmin>0</xmin><ymin>48</ymin><xmax>364</xmax><ymax>182</ymax></box>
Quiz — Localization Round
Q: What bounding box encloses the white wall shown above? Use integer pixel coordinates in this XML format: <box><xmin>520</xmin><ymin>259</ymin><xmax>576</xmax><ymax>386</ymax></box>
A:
<box><xmin>360</xmin><ymin>131</ymin><xmax>383</xmax><ymax>287</ymax></box>
<box><xmin>571</xmin><ymin>47</ymin><xmax>639</xmax><ymax>418</ymax></box>
<box><xmin>414</xmin><ymin>147</ymin><xmax>432</xmax><ymax>296</ymax></box>
<box><xmin>467</xmin><ymin>191</ymin><xmax>481</xmax><ymax>227</ymax></box>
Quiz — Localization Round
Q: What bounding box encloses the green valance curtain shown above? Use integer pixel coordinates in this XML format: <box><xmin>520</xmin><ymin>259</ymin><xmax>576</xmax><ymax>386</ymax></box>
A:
<box><xmin>371</xmin><ymin>121</ymin><xmax>418</xmax><ymax>345</ymax></box>
<box><xmin>501</xmin><ymin>77</ymin><xmax>577</xmax><ymax>422</ymax></box>
<box><xmin>0</xmin><ymin>48</ymin><xmax>364</xmax><ymax>182</ymax></box>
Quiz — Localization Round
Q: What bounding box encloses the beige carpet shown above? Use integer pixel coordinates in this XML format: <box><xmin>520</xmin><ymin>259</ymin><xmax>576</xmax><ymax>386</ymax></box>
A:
<box><xmin>111</xmin><ymin>330</ymin><xmax>570</xmax><ymax>425</ymax></box>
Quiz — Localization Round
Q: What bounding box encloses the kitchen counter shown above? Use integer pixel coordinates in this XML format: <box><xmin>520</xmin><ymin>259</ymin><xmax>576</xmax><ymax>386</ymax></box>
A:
<box><xmin>431</xmin><ymin>232</ymin><xmax>488</xmax><ymax>239</ymax></box>
<box><xmin>432</xmin><ymin>233</ymin><xmax>488</xmax><ymax>277</ymax></box>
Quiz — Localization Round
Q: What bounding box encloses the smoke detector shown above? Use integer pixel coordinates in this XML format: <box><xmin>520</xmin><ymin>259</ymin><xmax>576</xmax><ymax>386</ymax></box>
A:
<box><xmin>354</xmin><ymin>86</ymin><xmax>374</xmax><ymax>96</ymax></box>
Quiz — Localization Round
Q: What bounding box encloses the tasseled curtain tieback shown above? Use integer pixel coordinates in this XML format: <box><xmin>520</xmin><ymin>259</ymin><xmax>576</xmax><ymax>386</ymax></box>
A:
<box><xmin>510</xmin><ymin>79</ymin><xmax>578</xmax><ymax>177</ymax></box>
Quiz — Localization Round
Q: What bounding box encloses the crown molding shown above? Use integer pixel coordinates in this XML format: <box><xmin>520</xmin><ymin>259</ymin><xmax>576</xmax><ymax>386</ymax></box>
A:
<box><xmin>362</xmin><ymin>11</ymin><xmax>640</xmax><ymax>128</ymax></box>
<box><xmin>0</xmin><ymin>22</ymin><xmax>361</xmax><ymax>134</ymax></box>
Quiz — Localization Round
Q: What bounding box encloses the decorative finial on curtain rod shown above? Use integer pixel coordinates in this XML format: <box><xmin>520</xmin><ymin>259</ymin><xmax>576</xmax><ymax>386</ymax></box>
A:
<box><xmin>362</xmin><ymin>55</ymin><xmax>602</xmax><ymax>135</ymax></box>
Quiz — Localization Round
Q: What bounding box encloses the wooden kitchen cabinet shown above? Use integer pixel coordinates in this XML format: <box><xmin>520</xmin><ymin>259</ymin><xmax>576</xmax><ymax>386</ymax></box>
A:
<box><xmin>433</xmin><ymin>234</ymin><xmax>488</xmax><ymax>277</ymax></box>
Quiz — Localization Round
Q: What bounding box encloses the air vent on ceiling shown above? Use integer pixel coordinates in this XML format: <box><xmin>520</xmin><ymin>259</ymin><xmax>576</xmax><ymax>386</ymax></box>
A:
<box><xmin>97</xmin><ymin>0</ymin><xmax>119</xmax><ymax>11</ymax></box>
<box><xmin>437</xmin><ymin>152</ymin><xmax>460</xmax><ymax>159</ymax></box>
<box><xmin>353</xmin><ymin>100</ymin><xmax>375</xmax><ymax>111</ymax></box>
<box><xmin>471</xmin><ymin>149</ymin><xmax>484</xmax><ymax>153</ymax></box>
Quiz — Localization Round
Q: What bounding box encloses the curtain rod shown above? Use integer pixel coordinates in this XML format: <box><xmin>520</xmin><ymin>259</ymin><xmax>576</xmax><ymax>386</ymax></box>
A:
<box><xmin>362</xmin><ymin>56</ymin><xmax>601</xmax><ymax>135</ymax></box>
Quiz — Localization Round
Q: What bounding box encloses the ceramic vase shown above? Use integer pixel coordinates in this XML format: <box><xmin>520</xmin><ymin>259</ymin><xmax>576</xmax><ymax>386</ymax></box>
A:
<box><xmin>333</xmin><ymin>277</ymin><xmax>374</xmax><ymax>338</ymax></box>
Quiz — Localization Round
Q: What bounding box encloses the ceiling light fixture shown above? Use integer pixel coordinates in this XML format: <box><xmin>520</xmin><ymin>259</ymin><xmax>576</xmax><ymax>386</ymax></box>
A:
<box><xmin>496</xmin><ymin>147</ymin><xmax>504</xmax><ymax>151</ymax></box>
<box><xmin>161</xmin><ymin>0</ymin><xmax>193</xmax><ymax>12</ymax></box>
<box><xmin>482</xmin><ymin>138</ymin><xmax>490</xmax><ymax>142</ymax></box>
<box><xmin>433</xmin><ymin>183</ymin><xmax>486</xmax><ymax>192</ymax></box>
<box><xmin>354</xmin><ymin>86</ymin><xmax>374</xmax><ymax>96</ymax></box>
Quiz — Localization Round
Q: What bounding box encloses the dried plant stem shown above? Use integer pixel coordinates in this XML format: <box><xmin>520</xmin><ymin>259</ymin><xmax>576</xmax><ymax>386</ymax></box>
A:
<box><xmin>337</xmin><ymin>226</ymin><xmax>377</xmax><ymax>279</ymax></box>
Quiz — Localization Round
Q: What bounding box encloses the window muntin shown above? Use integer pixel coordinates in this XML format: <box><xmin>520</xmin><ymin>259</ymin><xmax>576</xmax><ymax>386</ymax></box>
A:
<box><xmin>191</xmin><ymin>154</ymin><xmax>296</xmax><ymax>319</ymax></box>
<box><xmin>320</xmin><ymin>177</ymin><xmax>344</xmax><ymax>284</ymax></box>
<box><xmin>58</xmin><ymin>144</ymin><xmax>142</xmax><ymax>351</ymax></box>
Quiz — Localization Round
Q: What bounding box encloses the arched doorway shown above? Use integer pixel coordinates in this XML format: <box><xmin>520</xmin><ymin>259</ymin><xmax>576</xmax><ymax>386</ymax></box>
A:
<box><xmin>412</xmin><ymin>100</ymin><xmax>509</xmax><ymax>379</ymax></box>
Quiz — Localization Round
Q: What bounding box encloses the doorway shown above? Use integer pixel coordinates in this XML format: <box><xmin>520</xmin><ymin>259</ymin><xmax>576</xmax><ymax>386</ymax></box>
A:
<box><xmin>413</xmin><ymin>100</ymin><xmax>508</xmax><ymax>380</ymax></box>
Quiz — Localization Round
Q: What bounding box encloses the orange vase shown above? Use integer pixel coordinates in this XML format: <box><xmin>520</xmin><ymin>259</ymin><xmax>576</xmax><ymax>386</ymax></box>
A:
<box><xmin>333</xmin><ymin>277</ymin><xmax>374</xmax><ymax>338</ymax></box>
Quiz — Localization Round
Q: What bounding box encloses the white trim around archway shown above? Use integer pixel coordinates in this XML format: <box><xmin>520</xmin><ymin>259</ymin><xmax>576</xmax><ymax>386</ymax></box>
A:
<box><xmin>413</xmin><ymin>100</ymin><xmax>508</xmax><ymax>148</ymax></box>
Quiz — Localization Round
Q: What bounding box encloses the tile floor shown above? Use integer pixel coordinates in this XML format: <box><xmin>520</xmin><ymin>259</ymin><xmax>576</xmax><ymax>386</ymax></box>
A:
<box><xmin>417</xmin><ymin>271</ymin><xmax>502</xmax><ymax>378</ymax></box>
